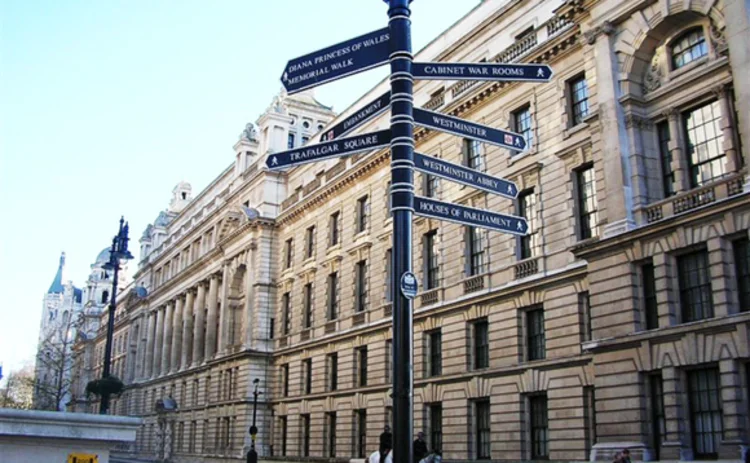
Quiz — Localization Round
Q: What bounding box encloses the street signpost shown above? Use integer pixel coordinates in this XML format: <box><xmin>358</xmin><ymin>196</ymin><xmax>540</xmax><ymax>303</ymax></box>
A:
<box><xmin>275</xmin><ymin>3</ymin><xmax>549</xmax><ymax>463</ymax></box>
<box><xmin>413</xmin><ymin>107</ymin><xmax>526</xmax><ymax>151</ymax></box>
<box><xmin>412</xmin><ymin>62</ymin><xmax>553</xmax><ymax>82</ymax></box>
<box><xmin>413</xmin><ymin>152</ymin><xmax>518</xmax><ymax>199</ymax></box>
<box><xmin>414</xmin><ymin>196</ymin><xmax>529</xmax><ymax>235</ymax></box>
<box><xmin>321</xmin><ymin>91</ymin><xmax>391</xmax><ymax>141</ymax></box>
<box><xmin>265</xmin><ymin>130</ymin><xmax>391</xmax><ymax>170</ymax></box>
<box><xmin>281</xmin><ymin>27</ymin><xmax>391</xmax><ymax>94</ymax></box>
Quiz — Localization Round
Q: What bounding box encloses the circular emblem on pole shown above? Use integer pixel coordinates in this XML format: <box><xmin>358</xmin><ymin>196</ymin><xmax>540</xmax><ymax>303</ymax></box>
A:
<box><xmin>400</xmin><ymin>271</ymin><xmax>418</xmax><ymax>299</ymax></box>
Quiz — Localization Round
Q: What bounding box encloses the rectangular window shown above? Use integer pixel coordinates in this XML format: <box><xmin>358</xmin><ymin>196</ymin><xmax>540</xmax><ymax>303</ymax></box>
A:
<box><xmin>282</xmin><ymin>292</ymin><xmax>291</xmax><ymax>336</ymax></box>
<box><xmin>303</xmin><ymin>358</ymin><xmax>312</xmax><ymax>394</ymax></box>
<box><xmin>423</xmin><ymin>173</ymin><xmax>439</xmax><ymax>198</ymax></box>
<box><xmin>473</xmin><ymin>320</ymin><xmax>489</xmax><ymax>370</ymax></box>
<box><xmin>305</xmin><ymin>225</ymin><xmax>315</xmax><ymax>259</ymax></box>
<box><xmin>385</xmin><ymin>339</ymin><xmax>392</xmax><ymax>384</ymax></box>
<box><xmin>327</xmin><ymin>412</ymin><xmax>337</xmax><ymax>458</ymax></box>
<box><xmin>734</xmin><ymin>238</ymin><xmax>750</xmax><ymax>311</ymax></box>
<box><xmin>475</xmin><ymin>400</ymin><xmax>491</xmax><ymax>460</ymax></box>
<box><xmin>678</xmin><ymin>250</ymin><xmax>713</xmax><ymax>322</ymax></box>
<box><xmin>284</xmin><ymin>238</ymin><xmax>293</xmax><ymax>269</ymax></box>
<box><xmin>688</xmin><ymin>368</ymin><xmax>722</xmax><ymax>458</ymax></box>
<box><xmin>526</xmin><ymin>307</ymin><xmax>546</xmax><ymax>361</ymax></box>
<box><xmin>302</xmin><ymin>136</ymin><xmax>309</xmax><ymax>145</ymax></box>
<box><xmin>579</xmin><ymin>291</ymin><xmax>592</xmax><ymax>342</ymax></box>
<box><xmin>429</xmin><ymin>404</ymin><xmax>443</xmax><ymax>453</ymax></box>
<box><xmin>513</xmin><ymin>105</ymin><xmax>533</xmax><ymax>152</ymax></box>
<box><xmin>569</xmin><ymin>74</ymin><xmax>589</xmax><ymax>125</ymax></box>
<box><xmin>464</xmin><ymin>138</ymin><xmax>484</xmax><ymax>170</ymax></box>
<box><xmin>684</xmin><ymin>101</ymin><xmax>726</xmax><ymax>187</ymax></box>
<box><xmin>517</xmin><ymin>189</ymin><xmax>538</xmax><ymax>260</ymax></box>
<box><xmin>357</xmin><ymin>346</ymin><xmax>368</xmax><ymax>387</ymax></box>
<box><xmin>385</xmin><ymin>248</ymin><xmax>393</xmax><ymax>302</ymax></box>
<box><xmin>657</xmin><ymin>121</ymin><xmax>675</xmax><ymax>197</ymax></box>
<box><xmin>356</xmin><ymin>195</ymin><xmax>369</xmax><ymax>233</ymax></box>
<box><xmin>280</xmin><ymin>416</ymin><xmax>288</xmax><ymax>456</ymax></box>
<box><xmin>329</xmin><ymin>211</ymin><xmax>340</xmax><ymax>247</ymax></box>
<box><xmin>355</xmin><ymin>260</ymin><xmax>368</xmax><ymax>312</ymax></box>
<box><xmin>281</xmin><ymin>364</ymin><xmax>289</xmax><ymax>397</ymax></box>
<box><xmin>428</xmin><ymin>330</ymin><xmax>442</xmax><ymax>377</ymax></box>
<box><xmin>424</xmin><ymin>230</ymin><xmax>439</xmax><ymax>289</ymax></box>
<box><xmin>530</xmin><ymin>395</ymin><xmax>549</xmax><ymax>459</ymax></box>
<box><xmin>467</xmin><ymin>226</ymin><xmax>486</xmax><ymax>276</ymax></box>
<box><xmin>327</xmin><ymin>353</ymin><xmax>338</xmax><ymax>392</ymax></box>
<box><xmin>269</xmin><ymin>318</ymin><xmax>274</xmax><ymax>340</ymax></box>
<box><xmin>303</xmin><ymin>283</ymin><xmax>313</xmax><ymax>329</ymax></box>
<box><xmin>327</xmin><ymin>272</ymin><xmax>339</xmax><ymax>320</ymax></box>
<box><xmin>642</xmin><ymin>263</ymin><xmax>659</xmax><ymax>329</ymax></box>
<box><xmin>356</xmin><ymin>409</ymin><xmax>367</xmax><ymax>458</ymax></box>
<box><xmin>301</xmin><ymin>414</ymin><xmax>311</xmax><ymax>457</ymax></box>
<box><xmin>649</xmin><ymin>374</ymin><xmax>666</xmax><ymax>460</ymax></box>
<box><xmin>584</xmin><ymin>386</ymin><xmax>597</xmax><ymax>460</ymax></box>
<box><xmin>576</xmin><ymin>165</ymin><xmax>599</xmax><ymax>240</ymax></box>
<box><xmin>287</xmin><ymin>133</ymin><xmax>295</xmax><ymax>149</ymax></box>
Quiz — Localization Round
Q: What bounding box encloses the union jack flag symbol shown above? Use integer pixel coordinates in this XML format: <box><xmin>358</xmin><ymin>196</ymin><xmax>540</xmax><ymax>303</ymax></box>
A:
<box><xmin>504</xmin><ymin>134</ymin><xmax>513</xmax><ymax>145</ymax></box>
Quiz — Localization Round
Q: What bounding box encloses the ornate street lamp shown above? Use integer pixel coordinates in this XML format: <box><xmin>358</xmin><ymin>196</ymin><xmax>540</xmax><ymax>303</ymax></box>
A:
<box><xmin>247</xmin><ymin>378</ymin><xmax>262</xmax><ymax>463</ymax></box>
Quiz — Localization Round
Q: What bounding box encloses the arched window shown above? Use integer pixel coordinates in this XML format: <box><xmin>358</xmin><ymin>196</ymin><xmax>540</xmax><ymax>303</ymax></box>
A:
<box><xmin>671</xmin><ymin>28</ymin><xmax>707</xmax><ymax>69</ymax></box>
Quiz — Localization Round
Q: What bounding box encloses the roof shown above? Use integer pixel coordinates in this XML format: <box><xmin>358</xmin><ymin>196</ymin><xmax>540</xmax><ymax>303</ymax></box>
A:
<box><xmin>47</xmin><ymin>253</ymin><xmax>65</xmax><ymax>294</ymax></box>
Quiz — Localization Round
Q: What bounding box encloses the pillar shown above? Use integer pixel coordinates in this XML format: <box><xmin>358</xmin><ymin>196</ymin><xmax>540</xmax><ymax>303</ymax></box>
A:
<box><xmin>161</xmin><ymin>301</ymin><xmax>174</xmax><ymax>375</ymax></box>
<box><xmin>587</xmin><ymin>22</ymin><xmax>635</xmax><ymax>236</ymax></box>
<box><xmin>205</xmin><ymin>275</ymin><xmax>219</xmax><ymax>360</ymax></box>
<box><xmin>218</xmin><ymin>264</ymin><xmax>231</xmax><ymax>355</ymax></box>
<box><xmin>144</xmin><ymin>311</ymin><xmax>156</xmax><ymax>379</ymax></box>
<box><xmin>661</xmin><ymin>366</ymin><xmax>690</xmax><ymax>460</ymax></box>
<box><xmin>719</xmin><ymin>359</ymin><xmax>747</xmax><ymax>456</ymax></box>
<box><xmin>153</xmin><ymin>306</ymin><xmax>164</xmax><ymax>378</ymax></box>
<box><xmin>665</xmin><ymin>108</ymin><xmax>689</xmax><ymax>193</ymax></box>
<box><xmin>713</xmin><ymin>86</ymin><xmax>741</xmax><ymax>174</ymax></box>
<box><xmin>192</xmin><ymin>282</ymin><xmax>207</xmax><ymax>366</ymax></box>
<box><xmin>181</xmin><ymin>290</ymin><xmax>195</xmax><ymax>370</ymax></box>
<box><xmin>170</xmin><ymin>296</ymin><xmax>183</xmax><ymax>373</ymax></box>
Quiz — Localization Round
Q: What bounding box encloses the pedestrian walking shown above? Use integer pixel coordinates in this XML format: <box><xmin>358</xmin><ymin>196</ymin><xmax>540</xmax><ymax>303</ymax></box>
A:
<box><xmin>413</xmin><ymin>431</ymin><xmax>428</xmax><ymax>462</ymax></box>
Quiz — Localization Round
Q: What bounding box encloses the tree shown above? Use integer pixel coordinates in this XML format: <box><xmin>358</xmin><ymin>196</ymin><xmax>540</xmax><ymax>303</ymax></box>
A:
<box><xmin>0</xmin><ymin>364</ymin><xmax>34</xmax><ymax>409</ymax></box>
<box><xmin>33</xmin><ymin>311</ymin><xmax>83</xmax><ymax>411</ymax></box>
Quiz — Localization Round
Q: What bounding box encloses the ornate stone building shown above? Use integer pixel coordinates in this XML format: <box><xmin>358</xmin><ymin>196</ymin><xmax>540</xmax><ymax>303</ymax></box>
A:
<box><xmin>71</xmin><ymin>0</ymin><xmax>750</xmax><ymax>461</ymax></box>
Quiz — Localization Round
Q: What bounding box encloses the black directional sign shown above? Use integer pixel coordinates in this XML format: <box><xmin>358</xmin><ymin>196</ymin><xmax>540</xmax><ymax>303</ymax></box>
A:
<box><xmin>413</xmin><ymin>152</ymin><xmax>518</xmax><ymax>199</ymax></box>
<box><xmin>321</xmin><ymin>91</ymin><xmax>390</xmax><ymax>141</ymax></box>
<box><xmin>265</xmin><ymin>130</ymin><xmax>391</xmax><ymax>170</ymax></box>
<box><xmin>412</xmin><ymin>62</ymin><xmax>553</xmax><ymax>82</ymax></box>
<box><xmin>281</xmin><ymin>28</ymin><xmax>391</xmax><ymax>94</ymax></box>
<box><xmin>414</xmin><ymin>196</ymin><xmax>529</xmax><ymax>236</ymax></box>
<box><xmin>413</xmin><ymin>107</ymin><xmax>526</xmax><ymax>151</ymax></box>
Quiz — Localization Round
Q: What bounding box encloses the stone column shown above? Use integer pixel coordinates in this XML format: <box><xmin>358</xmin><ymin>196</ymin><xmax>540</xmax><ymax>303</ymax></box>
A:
<box><xmin>218</xmin><ymin>263</ymin><xmax>231</xmax><ymax>355</ymax></box>
<box><xmin>192</xmin><ymin>282</ymin><xmax>207</xmax><ymax>366</ymax></box>
<box><xmin>707</xmin><ymin>237</ymin><xmax>733</xmax><ymax>318</ymax></box>
<box><xmin>586</xmin><ymin>22</ymin><xmax>635</xmax><ymax>237</ymax></box>
<box><xmin>665</xmin><ymin>108</ymin><xmax>689</xmax><ymax>193</ymax></box>
<box><xmin>153</xmin><ymin>307</ymin><xmax>164</xmax><ymax>378</ymax></box>
<box><xmin>181</xmin><ymin>290</ymin><xmax>195</xmax><ymax>370</ymax></box>
<box><xmin>170</xmin><ymin>296</ymin><xmax>183</xmax><ymax>373</ymax></box>
<box><xmin>721</xmin><ymin>0</ymin><xmax>750</xmax><ymax>189</ymax></box>
<box><xmin>718</xmin><ymin>359</ymin><xmax>747</xmax><ymax>456</ymax></box>
<box><xmin>661</xmin><ymin>366</ymin><xmax>690</xmax><ymax>460</ymax></box>
<box><xmin>161</xmin><ymin>301</ymin><xmax>174</xmax><ymax>375</ymax></box>
<box><xmin>713</xmin><ymin>86</ymin><xmax>741</xmax><ymax>174</ymax></box>
<box><xmin>144</xmin><ymin>311</ymin><xmax>156</xmax><ymax>379</ymax></box>
<box><xmin>205</xmin><ymin>274</ymin><xmax>220</xmax><ymax>360</ymax></box>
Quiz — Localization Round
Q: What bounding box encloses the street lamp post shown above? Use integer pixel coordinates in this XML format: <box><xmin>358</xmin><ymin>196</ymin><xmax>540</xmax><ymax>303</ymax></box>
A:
<box><xmin>99</xmin><ymin>216</ymin><xmax>134</xmax><ymax>414</ymax></box>
<box><xmin>247</xmin><ymin>378</ymin><xmax>261</xmax><ymax>463</ymax></box>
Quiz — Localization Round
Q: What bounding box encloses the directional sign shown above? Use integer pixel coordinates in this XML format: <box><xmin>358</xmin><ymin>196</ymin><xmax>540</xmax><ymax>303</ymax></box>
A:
<box><xmin>413</xmin><ymin>107</ymin><xmax>526</xmax><ymax>151</ymax></box>
<box><xmin>281</xmin><ymin>28</ymin><xmax>390</xmax><ymax>94</ymax></box>
<box><xmin>412</xmin><ymin>62</ymin><xmax>553</xmax><ymax>82</ymax></box>
<box><xmin>414</xmin><ymin>196</ymin><xmax>529</xmax><ymax>236</ymax></box>
<box><xmin>266</xmin><ymin>130</ymin><xmax>391</xmax><ymax>170</ymax></box>
<box><xmin>321</xmin><ymin>91</ymin><xmax>390</xmax><ymax>141</ymax></box>
<box><xmin>413</xmin><ymin>152</ymin><xmax>518</xmax><ymax>199</ymax></box>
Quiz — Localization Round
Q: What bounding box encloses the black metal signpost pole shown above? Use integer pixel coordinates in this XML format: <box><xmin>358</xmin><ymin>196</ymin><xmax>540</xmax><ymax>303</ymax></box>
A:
<box><xmin>387</xmin><ymin>2</ymin><xmax>414</xmax><ymax>463</ymax></box>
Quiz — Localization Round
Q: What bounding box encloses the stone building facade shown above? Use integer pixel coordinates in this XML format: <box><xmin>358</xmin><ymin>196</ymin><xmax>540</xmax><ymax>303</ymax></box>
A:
<box><xmin>70</xmin><ymin>0</ymin><xmax>750</xmax><ymax>461</ymax></box>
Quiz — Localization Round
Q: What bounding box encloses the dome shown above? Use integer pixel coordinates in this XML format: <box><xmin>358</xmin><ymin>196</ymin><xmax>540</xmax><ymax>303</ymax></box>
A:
<box><xmin>95</xmin><ymin>247</ymin><xmax>111</xmax><ymax>264</ymax></box>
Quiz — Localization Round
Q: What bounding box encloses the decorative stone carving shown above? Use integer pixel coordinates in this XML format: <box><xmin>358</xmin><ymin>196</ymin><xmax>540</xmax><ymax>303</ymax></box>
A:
<box><xmin>239</xmin><ymin>123</ymin><xmax>258</xmax><ymax>142</ymax></box>
<box><xmin>709</xmin><ymin>22</ymin><xmax>727</xmax><ymax>53</ymax></box>
<box><xmin>624</xmin><ymin>114</ymin><xmax>654</xmax><ymax>131</ymax></box>
<box><xmin>643</xmin><ymin>47</ymin><xmax>665</xmax><ymax>95</ymax></box>
<box><xmin>584</xmin><ymin>20</ymin><xmax>614</xmax><ymax>45</ymax></box>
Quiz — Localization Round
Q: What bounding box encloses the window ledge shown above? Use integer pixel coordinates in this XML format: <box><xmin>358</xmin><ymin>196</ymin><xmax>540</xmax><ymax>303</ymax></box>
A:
<box><xmin>562</xmin><ymin>121</ymin><xmax>589</xmax><ymax>140</ymax></box>
<box><xmin>507</xmin><ymin>148</ymin><xmax>536</xmax><ymax>167</ymax></box>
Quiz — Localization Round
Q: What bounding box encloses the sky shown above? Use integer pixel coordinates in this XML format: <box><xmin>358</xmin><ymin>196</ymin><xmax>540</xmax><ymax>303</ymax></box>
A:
<box><xmin>0</xmin><ymin>0</ymin><xmax>481</xmax><ymax>379</ymax></box>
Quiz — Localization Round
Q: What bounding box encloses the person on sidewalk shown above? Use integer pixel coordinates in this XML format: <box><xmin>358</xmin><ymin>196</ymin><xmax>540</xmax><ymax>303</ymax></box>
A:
<box><xmin>413</xmin><ymin>431</ymin><xmax>428</xmax><ymax>462</ymax></box>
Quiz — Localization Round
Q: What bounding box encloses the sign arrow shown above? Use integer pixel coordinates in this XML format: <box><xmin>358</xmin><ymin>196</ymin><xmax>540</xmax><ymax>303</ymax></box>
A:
<box><xmin>281</xmin><ymin>28</ymin><xmax>391</xmax><ymax>94</ymax></box>
<box><xmin>414</xmin><ymin>196</ymin><xmax>529</xmax><ymax>236</ymax></box>
<box><xmin>321</xmin><ymin>91</ymin><xmax>390</xmax><ymax>141</ymax></box>
<box><xmin>413</xmin><ymin>152</ymin><xmax>518</xmax><ymax>199</ymax></box>
<box><xmin>412</xmin><ymin>62</ymin><xmax>553</xmax><ymax>82</ymax></box>
<box><xmin>413</xmin><ymin>107</ymin><xmax>526</xmax><ymax>151</ymax></box>
<box><xmin>266</xmin><ymin>130</ymin><xmax>391</xmax><ymax>170</ymax></box>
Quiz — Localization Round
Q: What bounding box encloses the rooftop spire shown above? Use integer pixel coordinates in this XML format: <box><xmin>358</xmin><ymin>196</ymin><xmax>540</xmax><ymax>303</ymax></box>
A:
<box><xmin>47</xmin><ymin>252</ymin><xmax>65</xmax><ymax>294</ymax></box>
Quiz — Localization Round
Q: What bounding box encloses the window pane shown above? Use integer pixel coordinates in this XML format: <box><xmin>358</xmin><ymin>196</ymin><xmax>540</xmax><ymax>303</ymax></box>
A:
<box><xmin>385</xmin><ymin>249</ymin><xmax>393</xmax><ymax>302</ymax></box>
<box><xmin>430</xmin><ymin>404</ymin><xmax>443</xmax><ymax>452</ymax></box>
<box><xmin>678</xmin><ymin>250</ymin><xmax>713</xmax><ymax>322</ymax></box>
<box><xmin>476</xmin><ymin>400</ymin><xmax>491</xmax><ymax>459</ymax></box>
<box><xmin>517</xmin><ymin>190</ymin><xmax>538</xmax><ymax>259</ymax></box>
<box><xmin>527</xmin><ymin>308</ymin><xmax>546</xmax><ymax>361</ymax></box>
<box><xmin>688</xmin><ymin>368</ymin><xmax>722</xmax><ymax>457</ymax></box>
<box><xmin>430</xmin><ymin>331</ymin><xmax>442</xmax><ymax>377</ymax></box>
<box><xmin>650</xmin><ymin>374</ymin><xmax>666</xmax><ymax>460</ymax></box>
<box><xmin>530</xmin><ymin>395</ymin><xmax>549</xmax><ymax>459</ymax></box>
<box><xmin>657</xmin><ymin>122</ymin><xmax>675</xmax><ymax>197</ymax></box>
<box><xmin>671</xmin><ymin>29</ymin><xmax>708</xmax><ymax>69</ymax></box>
<box><xmin>513</xmin><ymin>105</ymin><xmax>533</xmax><ymax>152</ymax></box>
<box><xmin>424</xmin><ymin>231</ymin><xmax>439</xmax><ymax>289</ymax></box>
<box><xmin>684</xmin><ymin>101</ymin><xmax>726</xmax><ymax>187</ymax></box>
<box><xmin>356</xmin><ymin>260</ymin><xmax>367</xmax><ymax>312</ymax></box>
<box><xmin>468</xmin><ymin>227</ymin><xmax>486</xmax><ymax>275</ymax></box>
<box><xmin>474</xmin><ymin>321</ymin><xmax>489</xmax><ymax>369</ymax></box>
<box><xmin>577</xmin><ymin>166</ymin><xmax>598</xmax><ymax>240</ymax></box>
<box><xmin>734</xmin><ymin>238</ymin><xmax>750</xmax><ymax>311</ymax></box>
<box><xmin>570</xmin><ymin>75</ymin><xmax>589</xmax><ymax>125</ymax></box>
<box><xmin>642</xmin><ymin>263</ymin><xmax>659</xmax><ymax>330</ymax></box>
